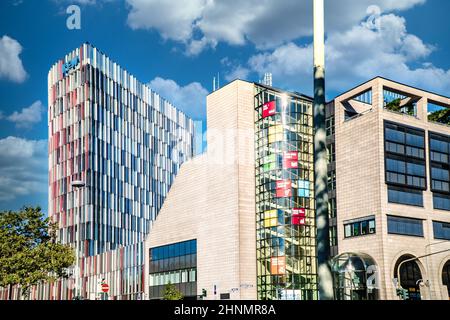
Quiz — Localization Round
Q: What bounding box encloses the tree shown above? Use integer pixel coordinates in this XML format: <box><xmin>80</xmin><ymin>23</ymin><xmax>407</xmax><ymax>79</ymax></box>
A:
<box><xmin>0</xmin><ymin>207</ymin><xmax>75</xmax><ymax>299</ymax></box>
<box><xmin>163</xmin><ymin>282</ymin><xmax>184</xmax><ymax>300</ymax></box>
<box><xmin>428</xmin><ymin>108</ymin><xmax>450</xmax><ymax>125</ymax></box>
<box><xmin>385</xmin><ymin>98</ymin><xmax>416</xmax><ymax>116</ymax></box>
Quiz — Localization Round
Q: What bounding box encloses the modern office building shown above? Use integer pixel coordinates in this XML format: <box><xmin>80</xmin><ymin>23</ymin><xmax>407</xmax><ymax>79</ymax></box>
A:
<box><xmin>144</xmin><ymin>80</ymin><xmax>318</xmax><ymax>300</ymax></box>
<box><xmin>2</xmin><ymin>43</ymin><xmax>195</xmax><ymax>300</ymax></box>
<box><xmin>329</xmin><ymin>77</ymin><xmax>450</xmax><ymax>300</ymax></box>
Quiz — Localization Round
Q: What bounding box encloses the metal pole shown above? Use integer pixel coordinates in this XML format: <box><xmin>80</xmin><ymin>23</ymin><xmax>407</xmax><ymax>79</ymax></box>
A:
<box><xmin>313</xmin><ymin>0</ymin><xmax>334</xmax><ymax>300</ymax></box>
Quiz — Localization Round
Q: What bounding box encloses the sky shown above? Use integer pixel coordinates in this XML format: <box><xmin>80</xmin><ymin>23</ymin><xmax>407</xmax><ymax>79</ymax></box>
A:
<box><xmin>0</xmin><ymin>0</ymin><xmax>450</xmax><ymax>214</ymax></box>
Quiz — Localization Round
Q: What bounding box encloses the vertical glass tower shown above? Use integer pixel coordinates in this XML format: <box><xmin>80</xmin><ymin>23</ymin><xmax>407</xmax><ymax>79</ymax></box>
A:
<box><xmin>255</xmin><ymin>85</ymin><xmax>318</xmax><ymax>300</ymax></box>
<box><xmin>45</xmin><ymin>43</ymin><xmax>194</xmax><ymax>300</ymax></box>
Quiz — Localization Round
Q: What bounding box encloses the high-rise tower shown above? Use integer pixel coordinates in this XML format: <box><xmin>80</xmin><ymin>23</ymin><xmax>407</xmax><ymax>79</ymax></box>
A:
<box><xmin>43</xmin><ymin>43</ymin><xmax>195</xmax><ymax>300</ymax></box>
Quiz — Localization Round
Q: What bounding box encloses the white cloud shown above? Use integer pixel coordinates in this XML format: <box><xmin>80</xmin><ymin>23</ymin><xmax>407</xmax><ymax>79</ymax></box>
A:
<box><xmin>246</xmin><ymin>9</ymin><xmax>450</xmax><ymax>97</ymax></box>
<box><xmin>0</xmin><ymin>35</ymin><xmax>28</xmax><ymax>83</ymax></box>
<box><xmin>6</xmin><ymin>100</ymin><xmax>45</xmax><ymax>129</ymax></box>
<box><xmin>0</xmin><ymin>137</ymin><xmax>47</xmax><ymax>202</ymax></box>
<box><xmin>148</xmin><ymin>77</ymin><xmax>209</xmax><ymax>120</ymax></box>
<box><xmin>53</xmin><ymin>0</ymin><xmax>100</xmax><ymax>5</ymax></box>
<box><xmin>224</xmin><ymin>65</ymin><xmax>250</xmax><ymax>82</ymax></box>
<box><xmin>125</xmin><ymin>0</ymin><xmax>425</xmax><ymax>54</ymax></box>
<box><xmin>221</xmin><ymin>57</ymin><xmax>250</xmax><ymax>82</ymax></box>
<box><xmin>127</xmin><ymin>0</ymin><xmax>207</xmax><ymax>42</ymax></box>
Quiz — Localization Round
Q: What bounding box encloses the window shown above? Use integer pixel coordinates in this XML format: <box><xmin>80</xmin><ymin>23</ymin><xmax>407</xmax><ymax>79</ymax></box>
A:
<box><xmin>328</xmin><ymin>170</ymin><xmax>336</xmax><ymax>191</ymax></box>
<box><xmin>385</xmin><ymin>122</ymin><xmax>425</xmax><ymax>160</ymax></box>
<box><xmin>385</xmin><ymin>122</ymin><xmax>426</xmax><ymax>194</ymax></box>
<box><xmin>149</xmin><ymin>240</ymin><xmax>198</xmax><ymax>299</ymax></box>
<box><xmin>433</xmin><ymin>221</ymin><xmax>450</xmax><ymax>241</ymax></box>
<box><xmin>434</xmin><ymin>193</ymin><xmax>450</xmax><ymax>211</ymax></box>
<box><xmin>388</xmin><ymin>186</ymin><xmax>423</xmax><ymax>207</ymax></box>
<box><xmin>328</xmin><ymin>198</ymin><xmax>337</xmax><ymax>219</ymax></box>
<box><xmin>431</xmin><ymin>167</ymin><xmax>450</xmax><ymax>192</ymax></box>
<box><xmin>430</xmin><ymin>133</ymin><xmax>450</xmax><ymax>196</ymax></box>
<box><xmin>327</xmin><ymin>143</ymin><xmax>336</xmax><ymax>163</ymax></box>
<box><xmin>330</xmin><ymin>226</ymin><xmax>338</xmax><ymax>246</ymax></box>
<box><xmin>150</xmin><ymin>239</ymin><xmax>197</xmax><ymax>261</ymax></box>
<box><xmin>387</xmin><ymin>216</ymin><xmax>424</xmax><ymax>237</ymax></box>
<box><xmin>344</xmin><ymin>217</ymin><xmax>376</xmax><ymax>238</ymax></box>
<box><xmin>385</xmin><ymin>156</ymin><xmax>426</xmax><ymax>187</ymax></box>
<box><xmin>326</xmin><ymin>116</ymin><xmax>335</xmax><ymax>137</ymax></box>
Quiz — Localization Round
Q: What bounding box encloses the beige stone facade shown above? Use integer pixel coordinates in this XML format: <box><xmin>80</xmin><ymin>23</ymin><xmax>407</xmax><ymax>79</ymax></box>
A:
<box><xmin>144</xmin><ymin>80</ymin><xmax>258</xmax><ymax>300</ymax></box>
<box><xmin>333</xmin><ymin>77</ymin><xmax>450</xmax><ymax>300</ymax></box>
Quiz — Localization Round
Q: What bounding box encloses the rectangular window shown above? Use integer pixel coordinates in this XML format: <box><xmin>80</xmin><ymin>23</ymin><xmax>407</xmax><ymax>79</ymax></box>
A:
<box><xmin>430</xmin><ymin>133</ymin><xmax>450</xmax><ymax>196</ymax></box>
<box><xmin>326</xmin><ymin>116</ymin><xmax>335</xmax><ymax>137</ymax></box>
<box><xmin>388</xmin><ymin>186</ymin><xmax>423</xmax><ymax>207</ymax></box>
<box><xmin>344</xmin><ymin>217</ymin><xmax>376</xmax><ymax>238</ymax></box>
<box><xmin>433</xmin><ymin>221</ymin><xmax>450</xmax><ymax>241</ymax></box>
<box><xmin>433</xmin><ymin>193</ymin><xmax>450</xmax><ymax>211</ymax></box>
<box><xmin>344</xmin><ymin>224</ymin><xmax>351</xmax><ymax>238</ymax></box>
<box><xmin>385</xmin><ymin>122</ymin><xmax>426</xmax><ymax>194</ymax></box>
<box><xmin>387</xmin><ymin>215</ymin><xmax>424</xmax><ymax>237</ymax></box>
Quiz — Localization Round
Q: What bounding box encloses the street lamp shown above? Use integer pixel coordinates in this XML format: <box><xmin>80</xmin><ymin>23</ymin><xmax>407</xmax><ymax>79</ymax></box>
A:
<box><xmin>313</xmin><ymin>0</ymin><xmax>334</xmax><ymax>300</ymax></box>
<box><xmin>71</xmin><ymin>179</ymin><xmax>85</xmax><ymax>300</ymax></box>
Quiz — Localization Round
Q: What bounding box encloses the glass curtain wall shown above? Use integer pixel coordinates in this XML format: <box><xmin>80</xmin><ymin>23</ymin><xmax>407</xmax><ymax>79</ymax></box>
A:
<box><xmin>255</xmin><ymin>85</ymin><xmax>318</xmax><ymax>300</ymax></box>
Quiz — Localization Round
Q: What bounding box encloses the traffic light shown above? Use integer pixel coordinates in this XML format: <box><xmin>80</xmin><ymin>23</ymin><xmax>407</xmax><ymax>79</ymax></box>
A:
<box><xmin>202</xmin><ymin>289</ymin><xmax>207</xmax><ymax>298</ymax></box>
<box><xmin>396</xmin><ymin>288</ymin><xmax>409</xmax><ymax>300</ymax></box>
<box><xmin>403</xmin><ymin>289</ymin><xmax>409</xmax><ymax>300</ymax></box>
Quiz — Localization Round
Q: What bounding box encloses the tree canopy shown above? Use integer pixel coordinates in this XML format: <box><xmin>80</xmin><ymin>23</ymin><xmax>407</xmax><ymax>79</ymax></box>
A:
<box><xmin>428</xmin><ymin>108</ymin><xmax>450</xmax><ymax>125</ymax></box>
<box><xmin>163</xmin><ymin>282</ymin><xmax>184</xmax><ymax>300</ymax></box>
<box><xmin>0</xmin><ymin>207</ymin><xmax>75</xmax><ymax>297</ymax></box>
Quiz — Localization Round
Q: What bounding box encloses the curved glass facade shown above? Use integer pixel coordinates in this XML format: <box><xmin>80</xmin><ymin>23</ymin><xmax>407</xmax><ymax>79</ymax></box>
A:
<box><xmin>332</xmin><ymin>252</ymin><xmax>379</xmax><ymax>300</ymax></box>
<box><xmin>255</xmin><ymin>85</ymin><xmax>318</xmax><ymax>300</ymax></box>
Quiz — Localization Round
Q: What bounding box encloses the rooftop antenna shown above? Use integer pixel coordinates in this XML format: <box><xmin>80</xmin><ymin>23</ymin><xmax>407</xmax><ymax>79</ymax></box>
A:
<box><xmin>217</xmin><ymin>72</ymin><xmax>220</xmax><ymax>89</ymax></box>
<box><xmin>263</xmin><ymin>73</ymin><xmax>273</xmax><ymax>87</ymax></box>
<box><xmin>213</xmin><ymin>76</ymin><xmax>216</xmax><ymax>92</ymax></box>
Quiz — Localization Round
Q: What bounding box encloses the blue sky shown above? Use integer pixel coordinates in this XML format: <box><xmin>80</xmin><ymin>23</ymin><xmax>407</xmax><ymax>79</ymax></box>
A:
<box><xmin>0</xmin><ymin>0</ymin><xmax>450</xmax><ymax>214</ymax></box>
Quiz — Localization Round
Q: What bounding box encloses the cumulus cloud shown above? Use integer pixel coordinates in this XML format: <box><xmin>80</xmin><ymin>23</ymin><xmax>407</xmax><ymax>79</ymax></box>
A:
<box><xmin>221</xmin><ymin>57</ymin><xmax>250</xmax><ymax>82</ymax></box>
<box><xmin>246</xmin><ymin>9</ymin><xmax>450</xmax><ymax>97</ymax></box>
<box><xmin>125</xmin><ymin>0</ymin><xmax>425</xmax><ymax>54</ymax></box>
<box><xmin>0</xmin><ymin>137</ymin><xmax>48</xmax><ymax>202</ymax></box>
<box><xmin>52</xmin><ymin>0</ymin><xmax>101</xmax><ymax>5</ymax></box>
<box><xmin>0</xmin><ymin>35</ymin><xmax>28</xmax><ymax>83</ymax></box>
<box><xmin>5</xmin><ymin>100</ymin><xmax>45</xmax><ymax>129</ymax></box>
<box><xmin>148</xmin><ymin>77</ymin><xmax>209</xmax><ymax>120</ymax></box>
<box><xmin>127</xmin><ymin>0</ymin><xmax>207</xmax><ymax>42</ymax></box>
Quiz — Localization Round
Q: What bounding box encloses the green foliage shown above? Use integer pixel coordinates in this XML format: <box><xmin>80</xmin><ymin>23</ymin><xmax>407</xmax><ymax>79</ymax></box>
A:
<box><xmin>385</xmin><ymin>98</ymin><xmax>402</xmax><ymax>112</ymax></box>
<box><xmin>0</xmin><ymin>207</ymin><xmax>75</xmax><ymax>297</ymax></box>
<box><xmin>163</xmin><ymin>282</ymin><xmax>184</xmax><ymax>300</ymax></box>
<box><xmin>385</xmin><ymin>98</ymin><xmax>415</xmax><ymax>116</ymax></box>
<box><xmin>428</xmin><ymin>108</ymin><xmax>450</xmax><ymax>125</ymax></box>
